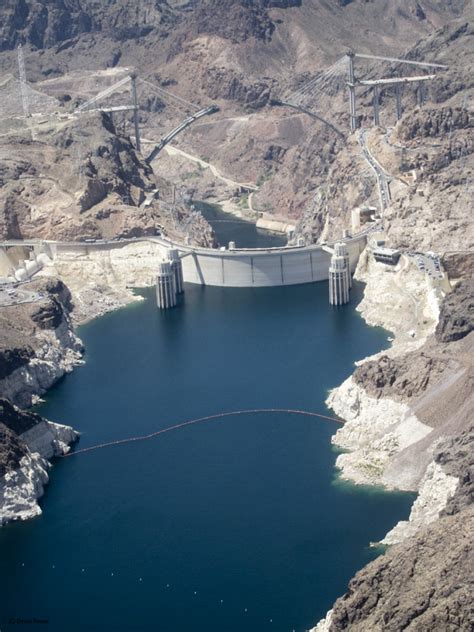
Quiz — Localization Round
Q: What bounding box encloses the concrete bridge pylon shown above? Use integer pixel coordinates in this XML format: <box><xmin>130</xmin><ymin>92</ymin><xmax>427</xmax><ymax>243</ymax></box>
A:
<box><xmin>345</xmin><ymin>51</ymin><xmax>448</xmax><ymax>131</ymax></box>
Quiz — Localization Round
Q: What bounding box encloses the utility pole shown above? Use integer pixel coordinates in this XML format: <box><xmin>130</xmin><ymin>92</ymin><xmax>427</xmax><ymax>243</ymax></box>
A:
<box><xmin>395</xmin><ymin>82</ymin><xmax>402</xmax><ymax>121</ymax></box>
<box><xmin>130</xmin><ymin>73</ymin><xmax>141</xmax><ymax>152</ymax></box>
<box><xmin>373</xmin><ymin>85</ymin><xmax>380</xmax><ymax>126</ymax></box>
<box><xmin>346</xmin><ymin>50</ymin><xmax>358</xmax><ymax>132</ymax></box>
<box><xmin>17</xmin><ymin>44</ymin><xmax>30</xmax><ymax>117</ymax></box>
<box><xmin>417</xmin><ymin>81</ymin><xmax>425</xmax><ymax>106</ymax></box>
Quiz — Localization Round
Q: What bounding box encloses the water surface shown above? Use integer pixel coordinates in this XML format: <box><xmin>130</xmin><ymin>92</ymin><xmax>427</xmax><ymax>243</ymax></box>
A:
<box><xmin>195</xmin><ymin>201</ymin><xmax>287</xmax><ymax>249</ymax></box>
<box><xmin>0</xmin><ymin>281</ymin><xmax>414</xmax><ymax>632</ymax></box>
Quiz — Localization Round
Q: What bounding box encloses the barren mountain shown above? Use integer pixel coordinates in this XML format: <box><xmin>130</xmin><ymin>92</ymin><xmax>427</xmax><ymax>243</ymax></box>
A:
<box><xmin>0</xmin><ymin>101</ymin><xmax>215</xmax><ymax>244</ymax></box>
<box><xmin>0</xmin><ymin>0</ymin><xmax>470</xmax><ymax>223</ymax></box>
<box><xmin>295</xmin><ymin>18</ymin><xmax>473</xmax><ymax>258</ymax></box>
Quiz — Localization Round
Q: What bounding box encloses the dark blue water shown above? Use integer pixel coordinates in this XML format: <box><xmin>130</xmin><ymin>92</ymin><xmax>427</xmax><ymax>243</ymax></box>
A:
<box><xmin>0</xmin><ymin>282</ymin><xmax>414</xmax><ymax>632</ymax></box>
<box><xmin>195</xmin><ymin>201</ymin><xmax>287</xmax><ymax>249</ymax></box>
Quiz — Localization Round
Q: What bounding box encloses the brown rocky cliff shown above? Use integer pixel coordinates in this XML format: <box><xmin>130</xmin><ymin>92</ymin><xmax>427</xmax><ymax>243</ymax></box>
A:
<box><xmin>0</xmin><ymin>0</ymin><xmax>179</xmax><ymax>51</ymax></box>
<box><xmin>192</xmin><ymin>0</ymin><xmax>275</xmax><ymax>43</ymax></box>
<box><xmin>0</xmin><ymin>112</ymin><xmax>169</xmax><ymax>241</ymax></box>
<box><xmin>0</xmin><ymin>278</ymin><xmax>81</xmax><ymax>383</ymax></box>
<box><xmin>435</xmin><ymin>280</ymin><xmax>474</xmax><ymax>343</ymax></box>
<box><xmin>326</xmin><ymin>426</ymin><xmax>474</xmax><ymax>632</ymax></box>
<box><xmin>328</xmin><ymin>507</ymin><xmax>474</xmax><ymax>631</ymax></box>
<box><xmin>353</xmin><ymin>352</ymin><xmax>447</xmax><ymax>401</ymax></box>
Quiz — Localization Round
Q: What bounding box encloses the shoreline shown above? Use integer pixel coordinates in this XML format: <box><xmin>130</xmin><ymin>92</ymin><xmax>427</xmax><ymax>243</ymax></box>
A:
<box><xmin>310</xmin><ymin>252</ymin><xmax>473</xmax><ymax>629</ymax></box>
<box><xmin>325</xmin><ymin>253</ymin><xmax>453</xmax><ymax>493</ymax></box>
<box><xmin>0</xmin><ymin>249</ymin><xmax>389</xmax><ymax>525</ymax></box>
<box><xmin>201</xmin><ymin>198</ymin><xmax>293</xmax><ymax>237</ymax></box>
<box><xmin>0</xmin><ymin>242</ymin><xmax>469</xmax><ymax>629</ymax></box>
<box><xmin>0</xmin><ymin>249</ymin><xmax>438</xmax><ymax>500</ymax></box>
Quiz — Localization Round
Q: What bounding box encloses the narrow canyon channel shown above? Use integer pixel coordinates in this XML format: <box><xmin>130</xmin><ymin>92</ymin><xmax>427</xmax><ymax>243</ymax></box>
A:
<box><xmin>0</xmin><ymin>225</ymin><xmax>414</xmax><ymax>632</ymax></box>
<box><xmin>195</xmin><ymin>200</ymin><xmax>288</xmax><ymax>249</ymax></box>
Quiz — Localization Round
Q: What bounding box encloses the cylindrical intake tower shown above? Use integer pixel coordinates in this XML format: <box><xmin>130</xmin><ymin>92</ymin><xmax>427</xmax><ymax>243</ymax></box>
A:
<box><xmin>156</xmin><ymin>261</ymin><xmax>177</xmax><ymax>309</ymax></box>
<box><xmin>329</xmin><ymin>242</ymin><xmax>351</xmax><ymax>306</ymax></box>
<box><xmin>169</xmin><ymin>248</ymin><xmax>184</xmax><ymax>295</ymax></box>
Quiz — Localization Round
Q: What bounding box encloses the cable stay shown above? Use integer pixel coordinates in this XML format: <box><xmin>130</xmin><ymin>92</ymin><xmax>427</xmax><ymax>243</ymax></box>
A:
<box><xmin>138</xmin><ymin>78</ymin><xmax>200</xmax><ymax>113</ymax></box>
<box><xmin>75</xmin><ymin>75</ymin><xmax>131</xmax><ymax>113</ymax></box>
<box><xmin>353</xmin><ymin>52</ymin><xmax>448</xmax><ymax>70</ymax></box>
<box><xmin>274</xmin><ymin>57</ymin><xmax>347</xmax><ymax>137</ymax></box>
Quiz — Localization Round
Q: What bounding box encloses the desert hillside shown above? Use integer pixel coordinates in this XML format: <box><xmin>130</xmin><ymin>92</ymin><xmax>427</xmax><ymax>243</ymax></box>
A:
<box><xmin>0</xmin><ymin>0</ymin><xmax>470</xmax><ymax>223</ymax></box>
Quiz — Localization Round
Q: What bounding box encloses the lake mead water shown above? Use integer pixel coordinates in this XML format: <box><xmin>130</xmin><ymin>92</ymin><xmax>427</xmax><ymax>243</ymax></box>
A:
<box><xmin>0</xmin><ymin>282</ymin><xmax>414</xmax><ymax>632</ymax></box>
<box><xmin>195</xmin><ymin>201</ymin><xmax>288</xmax><ymax>249</ymax></box>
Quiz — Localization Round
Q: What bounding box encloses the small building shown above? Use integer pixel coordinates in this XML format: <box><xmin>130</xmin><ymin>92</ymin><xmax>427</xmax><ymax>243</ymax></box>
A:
<box><xmin>373</xmin><ymin>247</ymin><xmax>401</xmax><ymax>265</ymax></box>
<box><xmin>351</xmin><ymin>206</ymin><xmax>377</xmax><ymax>232</ymax></box>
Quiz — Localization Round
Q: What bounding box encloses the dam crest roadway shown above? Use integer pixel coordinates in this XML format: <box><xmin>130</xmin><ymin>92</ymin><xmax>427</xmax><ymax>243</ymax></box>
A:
<box><xmin>0</xmin><ymin>230</ymin><xmax>371</xmax><ymax>289</ymax></box>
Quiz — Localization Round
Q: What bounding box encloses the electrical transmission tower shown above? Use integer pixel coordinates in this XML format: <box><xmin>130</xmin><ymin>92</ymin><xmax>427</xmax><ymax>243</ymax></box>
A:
<box><xmin>17</xmin><ymin>44</ymin><xmax>30</xmax><ymax>117</ymax></box>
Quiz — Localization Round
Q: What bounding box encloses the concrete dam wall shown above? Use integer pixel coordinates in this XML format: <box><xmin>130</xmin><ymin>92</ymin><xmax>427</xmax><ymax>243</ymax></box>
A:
<box><xmin>2</xmin><ymin>234</ymin><xmax>367</xmax><ymax>288</ymax></box>
<box><xmin>178</xmin><ymin>237</ymin><xmax>366</xmax><ymax>287</ymax></box>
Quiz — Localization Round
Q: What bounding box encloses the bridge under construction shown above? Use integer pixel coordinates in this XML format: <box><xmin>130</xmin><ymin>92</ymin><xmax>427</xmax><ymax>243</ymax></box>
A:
<box><xmin>277</xmin><ymin>50</ymin><xmax>447</xmax><ymax>133</ymax></box>
<box><xmin>1</xmin><ymin>46</ymin><xmax>450</xmax><ymax>310</ymax></box>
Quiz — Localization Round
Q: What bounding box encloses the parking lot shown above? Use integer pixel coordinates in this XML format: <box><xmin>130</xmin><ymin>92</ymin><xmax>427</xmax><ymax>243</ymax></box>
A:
<box><xmin>0</xmin><ymin>286</ymin><xmax>44</xmax><ymax>307</ymax></box>
<box><xmin>404</xmin><ymin>250</ymin><xmax>444</xmax><ymax>280</ymax></box>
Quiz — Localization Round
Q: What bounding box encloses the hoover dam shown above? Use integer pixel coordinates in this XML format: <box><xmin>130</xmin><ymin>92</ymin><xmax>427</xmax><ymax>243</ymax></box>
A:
<box><xmin>0</xmin><ymin>231</ymin><xmax>368</xmax><ymax>290</ymax></box>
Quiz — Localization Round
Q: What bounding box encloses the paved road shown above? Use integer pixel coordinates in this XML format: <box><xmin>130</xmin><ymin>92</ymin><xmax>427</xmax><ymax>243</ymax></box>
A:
<box><xmin>358</xmin><ymin>128</ymin><xmax>391</xmax><ymax>213</ymax></box>
<box><xmin>154</xmin><ymin>143</ymin><xmax>258</xmax><ymax>191</ymax></box>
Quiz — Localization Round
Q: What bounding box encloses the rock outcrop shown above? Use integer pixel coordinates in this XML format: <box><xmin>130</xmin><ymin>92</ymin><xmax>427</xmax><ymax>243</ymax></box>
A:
<box><xmin>0</xmin><ymin>111</ymin><xmax>170</xmax><ymax>242</ymax></box>
<box><xmin>0</xmin><ymin>398</ymin><xmax>79</xmax><ymax>526</ymax></box>
<box><xmin>0</xmin><ymin>276</ymin><xmax>82</xmax><ymax>527</ymax></box>
<box><xmin>192</xmin><ymin>0</ymin><xmax>276</xmax><ymax>43</ymax></box>
<box><xmin>397</xmin><ymin>105</ymin><xmax>471</xmax><ymax>141</ymax></box>
<box><xmin>435</xmin><ymin>279</ymin><xmax>474</xmax><ymax>343</ymax></box>
<box><xmin>0</xmin><ymin>278</ymin><xmax>83</xmax><ymax>408</ymax></box>
<box><xmin>0</xmin><ymin>0</ymin><xmax>179</xmax><ymax>52</ymax></box>
<box><xmin>322</xmin><ymin>508</ymin><xmax>473</xmax><ymax>631</ymax></box>
<box><xmin>313</xmin><ymin>427</ymin><xmax>474</xmax><ymax>632</ymax></box>
<box><xmin>353</xmin><ymin>351</ymin><xmax>447</xmax><ymax>401</ymax></box>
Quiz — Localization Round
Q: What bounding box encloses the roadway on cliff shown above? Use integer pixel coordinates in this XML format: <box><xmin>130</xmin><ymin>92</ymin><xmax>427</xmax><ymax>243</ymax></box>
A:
<box><xmin>141</xmin><ymin>140</ymin><xmax>258</xmax><ymax>192</ymax></box>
